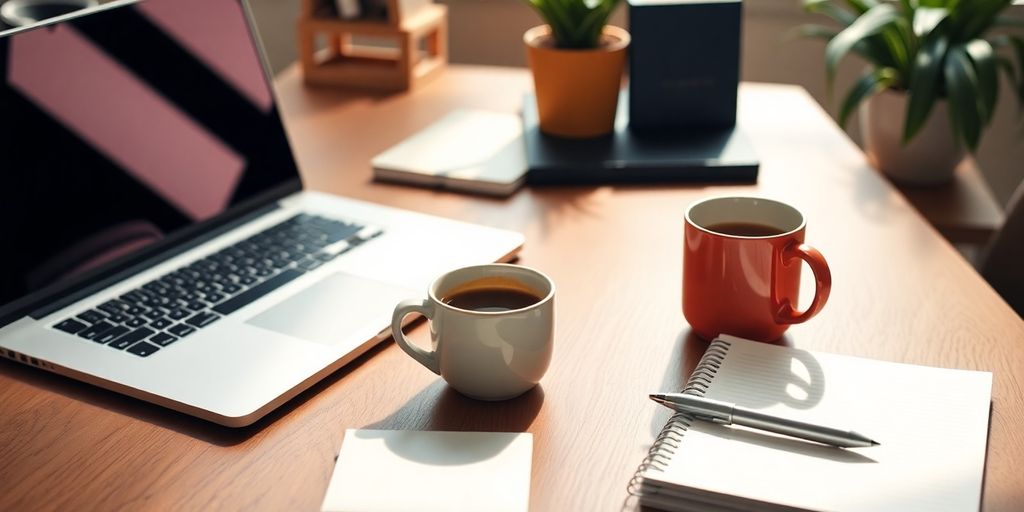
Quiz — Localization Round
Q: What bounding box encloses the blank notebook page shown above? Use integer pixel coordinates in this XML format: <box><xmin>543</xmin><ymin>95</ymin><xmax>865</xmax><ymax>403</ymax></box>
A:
<box><xmin>641</xmin><ymin>336</ymin><xmax>993</xmax><ymax>511</ymax></box>
<box><xmin>322</xmin><ymin>429</ymin><xmax>532</xmax><ymax>512</ymax></box>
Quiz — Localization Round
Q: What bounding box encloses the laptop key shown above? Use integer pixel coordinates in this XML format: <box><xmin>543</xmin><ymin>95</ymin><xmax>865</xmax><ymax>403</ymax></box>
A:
<box><xmin>143</xmin><ymin>309</ymin><xmax>166</xmax><ymax>320</ymax></box>
<box><xmin>150</xmin><ymin>318</ymin><xmax>173</xmax><ymax>330</ymax></box>
<box><xmin>126</xmin><ymin>305</ymin><xmax>149</xmax><ymax>316</ymax></box>
<box><xmin>125</xmin><ymin>317</ymin><xmax>147</xmax><ymax>328</ymax></box>
<box><xmin>120</xmin><ymin>290</ymin><xmax>148</xmax><ymax>304</ymax></box>
<box><xmin>109</xmin><ymin>327</ymin><xmax>155</xmax><ymax>350</ymax></box>
<box><xmin>54</xmin><ymin>318</ymin><xmax>88</xmax><ymax>334</ymax></box>
<box><xmin>213</xmin><ymin>268</ymin><xmax>304</xmax><ymax>315</ymax></box>
<box><xmin>76</xmin><ymin>309</ymin><xmax>107</xmax><ymax>324</ymax></box>
<box><xmin>167</xmin><ymin>309</ymin><xmax>190</xmax><ymax>320</ymax></box>
<box><xmin>126</xmin><ymin>341</ymin><xmax>160</xmax><ymax>358</ymax></box>
<box><xmin>98</xmin><ymin>300</ymin><xmax>129</xmax><ymax>315</ymax></box>
<box><xmin>94</xmin><ymin>326</ymin><xmax>130</xmax><ymax>345</ymax></box>
<box><xmin>297</xmin><ymin>258</ymin><xmax>322</xmax><ymax>271</ymax></box>
<box><xmin>167</xmin><ymin>323</ymin><xmax>196</xmax><ymax>338</ymax></box>
<box><xmin>149</xmin><ymin>332</ymin><xmax>178</xmax><ymax>347</ymax></box>
<box><xmin>185</xmin><ymin>312</ymin><xmax>220</xmax><ymax>328</ymax></box>
<box><xmin>108</xmin><ymin>313</ymin><xmax>130</xmax><ymax>324</ymax></box>
<box><xmin>78</xmin><ymin>320</ymin><xmax>116</xmax><ymax>341</ymax></box>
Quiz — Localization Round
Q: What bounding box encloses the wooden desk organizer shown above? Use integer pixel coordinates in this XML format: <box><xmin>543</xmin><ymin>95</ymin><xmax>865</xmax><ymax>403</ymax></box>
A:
<box><xmin>297</xmin><ymin>0</ymin><xmax>447</xmax><ymax>91</ymax></box>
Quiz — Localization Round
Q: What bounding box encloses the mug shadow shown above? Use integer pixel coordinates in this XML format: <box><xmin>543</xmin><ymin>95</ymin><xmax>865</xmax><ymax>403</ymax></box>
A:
<box><xmin>358</xmin><ymin>381</ymin><xmax>544</xmax><ymax>465</ymax></box>
<box><xmin>651</xmin><ymin>329</ymin><xmax>821</xmax><ymax>438</ymax></box>
<box><xmin>362</xmin><ymin>380</ymin><xmax>545</xmax><ymax>433</ymax></box>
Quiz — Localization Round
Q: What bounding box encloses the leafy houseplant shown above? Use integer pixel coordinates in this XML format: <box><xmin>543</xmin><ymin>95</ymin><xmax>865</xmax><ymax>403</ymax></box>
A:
<box><xmin>526</xmin><ymin>0</ymin><xmax>621</xmax><ymax>49</ymax></box>
<box><xmin>523</xmin><ymin>0</ymin><xmax>629</xmax><ymax>138</ymax></box>
<box><xmin>802</xmin><ymin>0</ymin><xmax>1024</xmax><ymax>183</ymax></box>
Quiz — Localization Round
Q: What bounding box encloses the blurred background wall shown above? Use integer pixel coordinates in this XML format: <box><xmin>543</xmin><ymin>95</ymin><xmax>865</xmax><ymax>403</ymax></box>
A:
<box><xmin>248</xmin><ymin>0</ymin><xmax>1024</xmax><ymax>208</ymax></box>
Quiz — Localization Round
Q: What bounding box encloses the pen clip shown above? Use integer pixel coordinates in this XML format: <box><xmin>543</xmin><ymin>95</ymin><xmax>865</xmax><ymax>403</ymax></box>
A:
<box><xmin>693</xmin><ymin>413</ymin><xmax>731</xmax><ymax>425</ymax></box>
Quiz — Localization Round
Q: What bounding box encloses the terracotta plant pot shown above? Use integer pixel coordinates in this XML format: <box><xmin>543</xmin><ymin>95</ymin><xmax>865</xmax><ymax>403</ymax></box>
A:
<box><xmin>860</xmin><ymin>88</ymin><xmax>965</xmax><ymax>186</ymax></box>
<box><xmin>524</xmin><ymin>25</ymin><xmax>630</xmax><ymax>138</ymax></box>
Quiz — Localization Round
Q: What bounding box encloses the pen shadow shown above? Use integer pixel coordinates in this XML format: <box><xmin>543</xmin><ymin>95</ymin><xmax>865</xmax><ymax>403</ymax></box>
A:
<box><xmin>698</xmin><ymin>422</ymin><xmax>879</xmax><ymax>464</ymax></box>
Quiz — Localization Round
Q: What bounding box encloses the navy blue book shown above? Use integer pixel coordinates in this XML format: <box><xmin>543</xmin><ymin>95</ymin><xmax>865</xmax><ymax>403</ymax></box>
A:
<box><xmin>522</xmin><ymin>92</ymin><xmax>759</xmax><ymax>186</ymax></box>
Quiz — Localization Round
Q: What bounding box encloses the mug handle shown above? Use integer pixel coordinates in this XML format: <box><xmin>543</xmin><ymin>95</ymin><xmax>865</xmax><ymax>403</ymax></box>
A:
<box><xmin>775</xmin><ymin>243</ymin><xmax>832</xmax><ymax>325</ymax></box>
<box><xmin>391</xmin><ymin>299</ymin><xmax>440</xmax><ymax>375</ymax></box>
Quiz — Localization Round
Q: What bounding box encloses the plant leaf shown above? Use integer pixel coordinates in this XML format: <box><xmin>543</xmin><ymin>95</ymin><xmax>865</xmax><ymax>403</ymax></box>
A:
<box><xmin>825</xmin><ymin>3</ymin><xmax>901</xmax><ymax>91</ymax></box>
<box><xmin>843</xmin><ymin>0</ymin><xmax>879</xmax><ymax>15</ymax></box>
<box><xmin>803</xmin><ymin>0</ymin><xmax>857</xmax><ymax>26</ymax></box>
<box><xmin>795</xmin><ymin>24</ymin><xmax>842</xmax><ymax>41</ymax></box>
<box><xmin>882</xmin><ymin>16</ymin><xmax>914</xmax><ymax>75</ymax></box>
<box><xmin>904</xmin><ymin>31</ymin><xmax>949</xmax><ymax>143</ymax></box>
<box><xmin>944</xmin><ymin>45</ymin><xmax>983</xmax><ymax>151</ymax></box>
<box><xmin>912</xmin><ymin>6</ymin><xmax>948</xmax><ymax>37</ymax></box>
<box><xmin>529</xmin><ymin>0</ymin><xmax>576</xmax><ymax>47</ymax></box>
<box><xmin>956</xmin><ymin>0</ymin><xmax>1013</xmax><ymax>42</ymax></box>
<box><xmin>964</xmin><ymin>39</ymin><xmax>998</xmax><ymax>124</ymax></box>
<box><xmin>917</xmin><ymin>0</ymin><xmax>950</xmax><ymax>8</ymax></box>
<box><xmin>839</xmin><ymin>68</ymin><xmax>897</xmax><ymax>128</ymax></box>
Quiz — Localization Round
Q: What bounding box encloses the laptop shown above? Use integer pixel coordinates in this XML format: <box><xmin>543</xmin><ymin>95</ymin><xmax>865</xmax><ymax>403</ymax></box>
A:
<box><xmin>0</xmin><ymin>0</ymin><xmax>524</xmax><ymax>426</ymax></box>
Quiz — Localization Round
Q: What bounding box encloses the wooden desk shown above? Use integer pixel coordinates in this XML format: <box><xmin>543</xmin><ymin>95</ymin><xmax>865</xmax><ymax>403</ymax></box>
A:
<box><xmin>1</xmin><ymin>65</ymin><xmax>1022</xmax><ymax>511</ymax></box>
<box><xmin>895</xmin><ymin>159</ymin><xmax>1005</xmax><ymax>246</ymax></box>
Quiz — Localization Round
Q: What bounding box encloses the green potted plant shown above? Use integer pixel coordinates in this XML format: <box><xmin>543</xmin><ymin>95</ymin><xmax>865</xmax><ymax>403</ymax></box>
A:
<box><xmin>523</xmin><ymin>0</ymin><xmax>628</xmax><ymax>138</ymax></box>
<box><xmin>801</xmin><ymin>0</ymin><xmax>1024</xmax><ymax>185</ymax></box>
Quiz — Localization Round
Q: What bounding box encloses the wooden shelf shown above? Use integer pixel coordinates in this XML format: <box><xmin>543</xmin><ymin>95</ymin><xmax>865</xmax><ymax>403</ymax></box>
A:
<box><xmin>297</xmin><ymin>0</ymin><xmax>447</xmax><ymax>91</ymax></box>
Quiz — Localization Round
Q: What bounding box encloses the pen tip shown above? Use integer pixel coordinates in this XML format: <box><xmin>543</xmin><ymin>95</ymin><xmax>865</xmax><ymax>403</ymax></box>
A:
<box><xmin>870</xmin><ymin>440</ymin><xmax>880</xmax><ymax>446</ymax></box>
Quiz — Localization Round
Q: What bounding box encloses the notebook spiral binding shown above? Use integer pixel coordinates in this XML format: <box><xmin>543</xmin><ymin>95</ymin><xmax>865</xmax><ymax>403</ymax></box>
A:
<box><xmin>626</xmin><ymin>338</ymin><xmax>732</xmax><ymax>498</ymax></box>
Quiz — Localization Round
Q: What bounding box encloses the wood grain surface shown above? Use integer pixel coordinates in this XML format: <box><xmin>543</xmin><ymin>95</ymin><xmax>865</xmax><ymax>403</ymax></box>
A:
<box><xmin>1</xmin><ymin>65</ymin><xmax>1021</xmax><ymax>511</ymax></box>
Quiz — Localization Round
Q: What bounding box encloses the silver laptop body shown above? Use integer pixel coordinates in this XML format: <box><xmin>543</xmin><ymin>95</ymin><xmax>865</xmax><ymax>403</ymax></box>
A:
<box><xmin>0</xmin><ymin>0</ymin><xmax>523</xmax><ymax>426</ymax></box>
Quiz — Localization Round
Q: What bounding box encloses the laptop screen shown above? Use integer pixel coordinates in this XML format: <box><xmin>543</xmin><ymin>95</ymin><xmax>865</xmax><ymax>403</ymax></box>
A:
<box><xmin>0</xmin><ymin>0</ymin><xmax>301</xmax><ymax>313</ymax></box>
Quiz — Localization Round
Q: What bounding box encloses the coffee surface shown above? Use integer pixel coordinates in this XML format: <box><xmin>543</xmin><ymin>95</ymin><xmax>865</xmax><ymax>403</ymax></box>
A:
<box><xmin>705</xmin><ymin>222</ymin><xmax>785</xmax><ymax>237</ymax></box>
<box><xmin>442</xmin><ymin>287</ymin><xmax>541</xmax><ymax>312</ymax></box>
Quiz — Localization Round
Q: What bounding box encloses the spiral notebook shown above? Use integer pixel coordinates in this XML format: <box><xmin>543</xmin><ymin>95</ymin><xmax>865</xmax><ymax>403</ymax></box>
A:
<box><xmin>630</xmin><ymin>335</ymin><xmax>993</xmax><ymax>512</ymax></box>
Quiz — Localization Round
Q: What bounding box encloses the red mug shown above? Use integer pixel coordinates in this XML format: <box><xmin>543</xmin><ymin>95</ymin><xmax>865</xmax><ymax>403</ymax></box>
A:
<box><xmin>683</xmin><ymin>196</ymin><xmax>831</xmax><ymax>341</ymax></box>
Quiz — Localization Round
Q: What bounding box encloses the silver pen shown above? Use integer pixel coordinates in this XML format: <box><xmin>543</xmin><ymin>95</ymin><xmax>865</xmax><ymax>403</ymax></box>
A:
<box><xmin>650</xmin><ymin>393</ymin><xmax>879</xmax><ymax>448</ymax></box>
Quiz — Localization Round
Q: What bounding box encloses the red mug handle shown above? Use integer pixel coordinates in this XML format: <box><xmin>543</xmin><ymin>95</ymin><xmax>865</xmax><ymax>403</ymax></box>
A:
<box><xmin>775</xmin><ymin>243</ymin><xmax>831</xmax><ymax>324</ymax></box>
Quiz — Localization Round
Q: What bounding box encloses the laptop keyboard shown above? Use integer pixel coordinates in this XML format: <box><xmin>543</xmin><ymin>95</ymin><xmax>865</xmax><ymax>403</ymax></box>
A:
<box><xmin>50</xmin><ymin>213</ymin><xmax>383</xmax><ymax>358</ymax></box>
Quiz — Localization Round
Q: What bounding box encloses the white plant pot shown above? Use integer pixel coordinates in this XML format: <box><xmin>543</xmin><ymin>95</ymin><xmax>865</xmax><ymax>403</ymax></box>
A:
<box><xmin>860</xmin><ymin>88</ymin><xmax>965</xmax><ymax>186</ymax></box>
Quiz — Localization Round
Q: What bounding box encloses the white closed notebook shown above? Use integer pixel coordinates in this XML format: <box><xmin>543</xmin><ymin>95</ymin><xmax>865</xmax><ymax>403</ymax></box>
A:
<box><xmin>371</xmin><ymin>109</ymin><xmax>527</xmax><ymax>196</ymax></box>
<box><xmin>633</xmin><ymin>335</ymin><xmax>993</xmax><ymax>512</ymax></box>
<box><xmin>322</xmin><ymin>429</ymin><xmax>533</xmax><ymax>512</ymax></box>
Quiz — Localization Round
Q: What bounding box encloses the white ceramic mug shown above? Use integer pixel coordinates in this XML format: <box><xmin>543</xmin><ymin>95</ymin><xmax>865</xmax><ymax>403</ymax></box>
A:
<box><xmin>391</xmin><ymin>264</ymin><xmax>555</xmax><ymax>401</ymax></box>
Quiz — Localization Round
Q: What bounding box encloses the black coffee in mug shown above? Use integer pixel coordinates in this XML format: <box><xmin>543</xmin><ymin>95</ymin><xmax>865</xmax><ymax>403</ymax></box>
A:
<box><xmin>442</xmin><ymin>287</ymin><xmax>541</xmax><ymax>313</ymax></box>
<box><xmin>705</xmin><ymin>222</ymin><xmax>785</xmax><ymax>237</ymax></box>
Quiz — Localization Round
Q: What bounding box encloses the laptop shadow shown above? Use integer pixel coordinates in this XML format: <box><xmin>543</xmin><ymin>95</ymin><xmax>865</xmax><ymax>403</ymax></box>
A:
<box><xmin>0</xmin><ymin>340</ymin><xmax>391</xmax><ymax>446</ymax></box>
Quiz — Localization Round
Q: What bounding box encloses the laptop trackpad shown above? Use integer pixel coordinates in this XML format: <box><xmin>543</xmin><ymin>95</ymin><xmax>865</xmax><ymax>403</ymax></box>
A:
<box><xmin>246</xmin><ymin>272</ymin><xmax>418</xmax><ymax>346</ymax></box>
